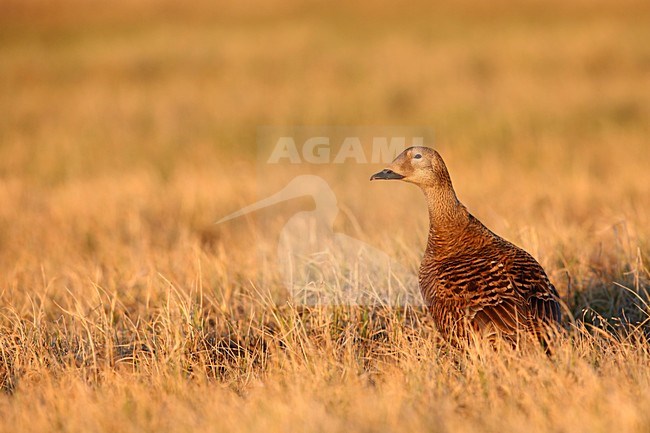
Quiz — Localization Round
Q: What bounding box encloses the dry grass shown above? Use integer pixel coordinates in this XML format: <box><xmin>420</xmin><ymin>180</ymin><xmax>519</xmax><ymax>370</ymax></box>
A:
<box><xmin>1</xmin><ymin>0</ymin><xmax>650</xmax><ymax>431</ymax></box>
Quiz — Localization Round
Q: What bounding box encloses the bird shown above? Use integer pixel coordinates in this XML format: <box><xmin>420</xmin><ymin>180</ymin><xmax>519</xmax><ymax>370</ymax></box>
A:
<box><xmin>370</xmin><ymin>146</ymin><xmax>562</xmax><ymax>344</ymax></box>
<box><xmin>218</xmin><ymin>175</ymin><xmax>422</xmax><ymax>307</ymax></box>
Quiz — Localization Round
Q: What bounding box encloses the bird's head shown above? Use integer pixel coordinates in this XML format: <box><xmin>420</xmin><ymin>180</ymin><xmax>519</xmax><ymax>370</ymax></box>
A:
<box><xmin>370</xmin><ymin>146</ymin><xmax>450</xmax><ymax>189</ymax></box>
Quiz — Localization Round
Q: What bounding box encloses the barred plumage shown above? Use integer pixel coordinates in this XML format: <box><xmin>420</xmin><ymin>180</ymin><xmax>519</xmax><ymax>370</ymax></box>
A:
<box><xmin>371</xmin><ymin>147</ymin><xmax>562</xmax><ymax>342</ymax></box>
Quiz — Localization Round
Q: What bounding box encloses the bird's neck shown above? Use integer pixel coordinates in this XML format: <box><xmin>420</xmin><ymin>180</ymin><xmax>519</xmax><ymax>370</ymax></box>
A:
<box><xmin>423</xmin><ymin>184</ymin><xmax>470</xmax><ymax>252</ymax></box>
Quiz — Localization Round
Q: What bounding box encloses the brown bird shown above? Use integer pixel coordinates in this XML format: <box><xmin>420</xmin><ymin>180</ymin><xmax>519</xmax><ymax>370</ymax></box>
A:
<box><xmin>371</xmin><ymin>147</ymin><xmax>562</xmax><ymax>343</ymax></box>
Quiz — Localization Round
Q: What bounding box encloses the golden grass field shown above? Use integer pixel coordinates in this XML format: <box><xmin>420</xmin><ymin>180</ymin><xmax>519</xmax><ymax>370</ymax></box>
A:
<box><xmin>1</xmin><ymin>0</ymin><xmax>650</xmax><ymax>431</ymax></box>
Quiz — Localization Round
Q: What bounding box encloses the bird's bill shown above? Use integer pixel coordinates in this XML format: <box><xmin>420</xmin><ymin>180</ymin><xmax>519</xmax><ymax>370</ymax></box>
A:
<box><xmin>370</xmin><ymin>168</ymin><xmax>405</xmax><ymax>181</ymax></box>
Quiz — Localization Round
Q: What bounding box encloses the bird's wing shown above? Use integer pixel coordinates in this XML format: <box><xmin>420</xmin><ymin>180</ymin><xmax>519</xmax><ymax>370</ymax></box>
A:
<box><xmin>471</xmin><ymin>298</ymin><xmax>527</xmax><ymax>336</ymax></box>
<box><xmin>433</xmin><ymin>248</ymin><xmax>560</xmax><ymax>338</ymax></box>
<box><xmin>506</xmin><ymin>248</ymin><xmax>562</xmax><ymax>325</ymax></box>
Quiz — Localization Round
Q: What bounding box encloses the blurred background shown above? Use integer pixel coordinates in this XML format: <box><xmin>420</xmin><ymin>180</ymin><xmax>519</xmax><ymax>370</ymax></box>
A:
<box><xmin>2</xmin><ymin>0</ymin><xmax>648</xmax><ymax>178</ymax></box>
<box><xmin>0</xmin><ymin>0</ymin><xmax>649</xmax><ymax>314</ymax></box>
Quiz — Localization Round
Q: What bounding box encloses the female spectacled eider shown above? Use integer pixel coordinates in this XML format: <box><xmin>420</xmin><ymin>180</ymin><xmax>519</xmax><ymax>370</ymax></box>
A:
<box><xmin>371</xmin><ymin>147</ymin><xmax>562</xmax><ymax>343</ymax></box>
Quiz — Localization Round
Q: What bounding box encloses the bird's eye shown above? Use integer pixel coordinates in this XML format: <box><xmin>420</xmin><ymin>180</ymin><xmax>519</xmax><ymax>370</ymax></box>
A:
<box><xmin>414</xmin><ymin>154</ymin><xmax>422</xmax><ymax>159</ymax></box>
